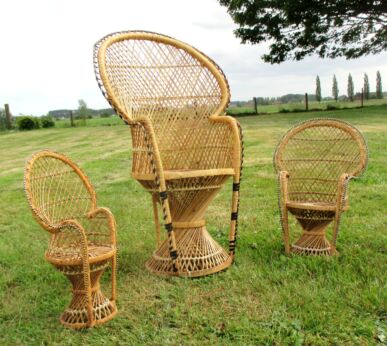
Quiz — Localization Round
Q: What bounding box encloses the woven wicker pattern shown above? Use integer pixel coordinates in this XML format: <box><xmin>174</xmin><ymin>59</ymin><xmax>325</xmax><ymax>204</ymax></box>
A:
<box><xmin>24</xmin><ymin>150</ymin><xmax>117</xmax><ymax>328</ymax></box>
<box><xmin>274</xmin><ymin>119</ymin><xmax>367</xmax><ymax>255</ymax></box>
<box><xmin>94</xmin><ymin>31</ymin><xmax>243</xmax><ymax>277</ymax></box>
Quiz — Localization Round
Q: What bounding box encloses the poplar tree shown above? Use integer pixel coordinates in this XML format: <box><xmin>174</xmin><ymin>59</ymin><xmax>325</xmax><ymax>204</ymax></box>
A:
<box><xmin>332</xmin><ymin>75</ymin><xmax>339</xmax><ymax>101</ymax></box>
<box><xmin>316</xmin><ymin>76</ymin><xmax>322</xmax><ymax>102</ymax></box>
<box><xmin>376</xmin><ymin>71</ymin><xmax>383</xmax><ymax>99</ymax></box>
<box><xmin>347</xmin><ymin>74</ymin><xmax>354</xmax><ymax>101</ymax></box>
<box><xmin>363</xmin><ymin>73</ymin><xmax>370</xmax><ymax>100</ymax></box>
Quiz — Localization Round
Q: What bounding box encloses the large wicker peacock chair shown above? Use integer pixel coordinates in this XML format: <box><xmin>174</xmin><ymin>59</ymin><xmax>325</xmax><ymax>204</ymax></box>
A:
<box><xmin>24</xmin><ymin>150</ymin><xmax>117</xmax><ymax>328</ymax></box>
<box><xmin>94</xmin><ymin>31</ymin><xmax>243</xmax><ymax>277</ymax></box>
<box><xmin>274</xmin><ymin>119</ymin><xmax>368</xmax><ymax>256</ymax></box>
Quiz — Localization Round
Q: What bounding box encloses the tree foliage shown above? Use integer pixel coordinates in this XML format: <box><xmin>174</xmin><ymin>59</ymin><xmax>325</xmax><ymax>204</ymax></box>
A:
<box><xmin>316</xmin><ymin>75</ymin><xmax>322</xmax><ymax>102</ymax></box>
<box><xmin>17</xmin><ymin>116</ymin><xmax>40</xmax><ymax>131</ymax></box>
<box><xmin>376</xmin><ymin>70</ymin><xmax>383</xmax><ymax>98</ymax></box>
<box><xmin>363</xmin><ymin>73</ymin><xmax>370</xmax><ymax>100</ymax></box>
<box><xmin>78</xmin><ymin>99</ymin><xmax>89</xmax><ymax>125</ymax></box>
<box><xmin>332</xmin><ymin>75</ymin><xmax>339</xmax><ymax>101</ymax></box>
<box><xmin>41</xmin><ymin>116</ymin><xmax>55</xmax><ymax>128</ymax></box>
<box><xmin>218</xmin><ymin>0</ymin><xmax>387</xmax><ymax>63</ymax></box>
<box><xmin>347</xmin><ymin>73</ymin><xmax>354</xmax><ymax>101</ymax></box>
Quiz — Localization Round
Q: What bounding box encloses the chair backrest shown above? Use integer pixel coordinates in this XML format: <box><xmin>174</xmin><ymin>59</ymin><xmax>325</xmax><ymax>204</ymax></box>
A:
<box><xmin>94</xmin><ymin>31</ymin><xmax>231</xmax><ymax>171</ymax></box>
<box><xmin>274</xmin><ymin>119</ymin><xmax>367</xmax><ymax>203</ymax></box>
<box><xmin>24</xmin><ymin>151</ymin><xmax>96</xmax><ymax>232</ymax></box>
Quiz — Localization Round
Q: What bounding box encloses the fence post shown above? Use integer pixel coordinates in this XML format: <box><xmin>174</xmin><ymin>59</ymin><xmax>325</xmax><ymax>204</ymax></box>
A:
<box><xmin>4</xmin><ymin>104</ymin><xmax>12</xmax><ymax>130</ymax></box>
<box><xmin>253</xmin><ymin>97</ymin><xmax>258</xmax><ymax>114</ymax></box>
<box><xmin>361</xmin><ymin>88</ymin><xmax>364</xmax><ymax>108</ymax></box>
<box><xmin>70</xmin><ymin>110</ymin><xmax>75</xmax><ymax>127</ymax></box>
<box><xmin>304</xmin><ymin>93</ymin><xmax>309</xmax><ymax>111</ymax></box>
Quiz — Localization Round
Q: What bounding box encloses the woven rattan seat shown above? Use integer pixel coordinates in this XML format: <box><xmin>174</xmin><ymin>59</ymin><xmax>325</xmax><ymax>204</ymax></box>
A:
<box><xmin>46</xmin><ymin>244</ymin><xmax>116</xmax><ymax>265</ymax></box>
<box><xmin>274</xmin><ymin>119</ymin><xmax>367</xmax><ymax>256</ymax></box>
<box><xmin>94</xmin><ymin>31</ymin><xmax>243</xmax><ymax>277</ymax></box>
<box><xmin>24</xmin><ymin>150</ymin><xmax>117</xmax><ymax>328</ymax></box>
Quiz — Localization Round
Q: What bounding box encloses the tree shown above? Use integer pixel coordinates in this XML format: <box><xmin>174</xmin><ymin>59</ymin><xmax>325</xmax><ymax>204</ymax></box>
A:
<box><xmin>78</xmin><ymin>99</ymin><xmax>89</xmax><ymax>125</ymax></box>
<box><xmin>0</xmin><ymin>108</ymin><xmax>6</xmax><ymax>131</ymax></box>
<box><xmin>376</xmin><ymin>71</ymin><xmax>383</xmax><ymax>99</ymax></box>
<box><xmin>316</xmin><ymin>76</ymin><xmax>322</xmax><ymax>102</ymax></box>
<box><xmin>332</xmin><ymin>75</ymin><xmax>339</xmax><ymax>101</ymax></box>
<box><xmin>347</xmin><ymin>73</ymin><xmax>354</xmax><ymax>101</ymax></box>
<box><xmin>218</xmin><ymin>0</ymin><xmax>387</xmax><ymax>64</ymax></box>
<box><xmin>363</xmin><ymin>73</ymin><xmax>370</xmax><ymax>100</ymax></box>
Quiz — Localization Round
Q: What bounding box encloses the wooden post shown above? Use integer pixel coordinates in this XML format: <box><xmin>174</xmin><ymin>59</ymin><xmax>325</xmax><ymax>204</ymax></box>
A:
<box><xmin>253</xmin><ymin>97</ymin><xmax>258</xmax><ymax>114</ymax></box>
<box><xmin>4</xmin><ymin>104</ymin><xmax>12</xmax><ymax>130</ymax></box>
<box><xmin>361</xmin><ymin>88</ymin><xmax>364</xmax><ymax>108</ymax></box>
<box><xmin>70</xmin><ymin>110</ymin><xmax>75</xmax><ymax>127</ymax></box>
<box><xmin>305</xmin><ymin>93</ymin><xmax>309</xmax><ymax>111</ymax></box>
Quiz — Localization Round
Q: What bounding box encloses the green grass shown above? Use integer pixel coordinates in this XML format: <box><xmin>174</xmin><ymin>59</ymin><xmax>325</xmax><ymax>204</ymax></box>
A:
<box><xmin>0</xmin><ymin>105</ymin><xmax>386</xmax><ymax>345</ymax></box>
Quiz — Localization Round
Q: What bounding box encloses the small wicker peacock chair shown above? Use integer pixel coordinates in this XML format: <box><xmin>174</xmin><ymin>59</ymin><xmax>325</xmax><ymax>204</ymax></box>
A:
<box><xmin>274</xmin><ymin>119</ymin><xmax>368</xmax><ymax>256</ymax></box>
<box><xmin>94</xmin><ymin>31</ymin><xmax>243</xmax><ymax>277</ymax></box>
<box><xmin>24</xmin><ymin>150</ymin><xmax>117</xmax><ymax>329</ymax></box>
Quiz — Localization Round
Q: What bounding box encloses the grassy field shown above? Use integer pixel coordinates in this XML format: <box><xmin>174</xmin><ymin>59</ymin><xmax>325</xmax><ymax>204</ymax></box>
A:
<box><xmin>227</xmin><ymin>98</ymin><xmax>387</xmax><ymax>115</ymax></box>
<box><xmin>0</xmin><ymin>105</ymin><xmax>386</xmax><ymax>345</ymax></box>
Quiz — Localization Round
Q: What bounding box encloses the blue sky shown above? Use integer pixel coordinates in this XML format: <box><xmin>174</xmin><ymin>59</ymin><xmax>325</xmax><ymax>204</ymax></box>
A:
<box><xmin>1</xmin><ymin>0</ymin><xmax>386</xmax><ymax>115</ymax></box>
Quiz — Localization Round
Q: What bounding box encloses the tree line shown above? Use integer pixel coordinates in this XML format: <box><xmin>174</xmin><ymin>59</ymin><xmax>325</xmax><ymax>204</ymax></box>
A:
<box><xmin>316</xmin><ymin>71</ymin><xmax>383</xmax><ymax>102</ymax></box>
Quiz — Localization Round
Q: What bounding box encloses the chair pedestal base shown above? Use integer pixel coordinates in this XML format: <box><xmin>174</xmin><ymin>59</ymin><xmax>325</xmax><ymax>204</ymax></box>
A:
<box><xmin>292</xmin><ymin>232</ymin><xmax>337</xmax><ymax>256</ymax></box>
<box><xmin>55</xmin><ymin>261</ymin><xmax>117</xmax><ymax>329</ymax></box>
<box><xmin>291</xmin><ymin>219</ymin><xmax>339</xmax><ymax>255</ymax></box>
<box><xmin>288</xmin><ymin>208</ymin><xmax>338</xmax><ymax>256</ymax></box>
<box><xmin>145</xmin><ymin>225</ymin><xmax>232</xmax><ymax>277</ymax></box>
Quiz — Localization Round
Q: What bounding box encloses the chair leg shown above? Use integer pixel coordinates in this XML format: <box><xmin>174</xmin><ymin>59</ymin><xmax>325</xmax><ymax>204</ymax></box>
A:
<box><xmin>159</xmin><ymin>194</ymin><xmax>179</xmax><ymax>273</ymax></box>
<box><xmin>229</xmin><ymin>180</ymin><xmax>240</xmax><ymax>260</ymax></box>
<box><xmin>111</xmin><ymin>254</ymin><xmax>117</xmax><ymax>302</ymax></box>
<box><xmin>82</xmin><ymin>260</ymin><xmax>94</xmax><ymax>328</ymax></box>
<box><xmin>282</xmin><ymin>206</ymin><xmax>291</xmax><ymax>254</ymax></box>
<box><xmin>330</xmin><ymin>210</ymin><xmax>342</xmax><ymax>255</ymax></box>
<box><xmin>152</xmin><ymin>193</ymin><xmax>161</xmax><ymax>248</ymax></box>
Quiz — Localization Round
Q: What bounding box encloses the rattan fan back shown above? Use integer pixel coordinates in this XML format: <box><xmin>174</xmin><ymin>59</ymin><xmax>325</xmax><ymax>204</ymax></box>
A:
<box><xmin>95</xmin><ymin>31</ymin><xmax>232</xmax><ymax>171</ymax></box>
<box><xmin>274</xmin><ymin>119</ymin><xmax>367</xmax><ymax>204</ymax></box>
<box><xmin>25</xmin><ymin>150</ymin><xmax>96</xmax><ymax>232</ymax></box>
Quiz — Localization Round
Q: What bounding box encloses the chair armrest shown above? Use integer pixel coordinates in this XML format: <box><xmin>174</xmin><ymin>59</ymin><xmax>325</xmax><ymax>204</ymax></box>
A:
<box><xmin>336</xmin><ymin>173</ymin><xmax>351</xmax><ymax>211</ymax></box>
<box><xmin>47</xmin><ymin>220</ymin><xmax>89</xmax><ymax>261</ymax></box>
<box><xmin>86</xmin><ymin>207</ymin><xmax>117</xmax><ymax>246</ymax></box>
<box><xmin>210</xmin><ymin>115</ymin><xmax>243</xmax><ymax>179</ymax></box>
<box><xmin>278</xmin><ymin>170</ymin><xmax>290</xmax><ymax>200</ymax></box>
<box><xmin>133</xmin><ymin>117</ymin><xmax>168</xmax><ymax>190</ymax></box>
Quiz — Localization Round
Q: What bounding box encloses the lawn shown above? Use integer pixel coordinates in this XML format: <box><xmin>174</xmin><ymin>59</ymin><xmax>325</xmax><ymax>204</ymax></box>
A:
<box><xmin>227</xmin><ymin>98</ymin><xmax>387</xmax><ymax>115</ymax></box>
<box><xmin>0</xmin><ymin>105</ymin><xmax>386</xmax><ymax>345</ymax></box>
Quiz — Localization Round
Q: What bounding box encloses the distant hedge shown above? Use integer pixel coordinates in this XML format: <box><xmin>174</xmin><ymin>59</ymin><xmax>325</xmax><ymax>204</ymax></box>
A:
<box><xmin>41</xmin><ymin>116</ymin><xmax>55</xmax><ymax>128</ymax></box>
<box><xmin>17</xmin><ymin>116</ymin><xmax>40</xmax><ymax>131</ymax></box>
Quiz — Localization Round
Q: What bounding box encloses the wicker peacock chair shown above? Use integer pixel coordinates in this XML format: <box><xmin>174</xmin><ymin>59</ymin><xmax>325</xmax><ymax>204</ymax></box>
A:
<box><xmin>94</xmin><ymin>31</ymin><xmax>243</xmax><ymax>277</ymax></box>
<box><xmin>274</xmin><ymin>119</ymin><xmax>368</xmax><ymax>255</ymax></box>
<box><xmin>24</xmin><ymin>150</ymin><xmax>117</xmax><ymax>329</ymax></box>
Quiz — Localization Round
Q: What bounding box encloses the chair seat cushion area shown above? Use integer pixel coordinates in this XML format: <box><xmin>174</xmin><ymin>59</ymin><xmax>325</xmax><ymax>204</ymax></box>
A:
<box><xmin>286</xmin><ymin>200</ymin><xmax>349</xmax><ymax>211</ymax></box>
<box><xmin>132</xmin><ymin>168</ymin><xmax>235</xmax><ymax>181</ymax></box>
<box><xmin>45</xmin><ymin>244</ymin><xmax>115</xmax><ymax>266</ymax></box>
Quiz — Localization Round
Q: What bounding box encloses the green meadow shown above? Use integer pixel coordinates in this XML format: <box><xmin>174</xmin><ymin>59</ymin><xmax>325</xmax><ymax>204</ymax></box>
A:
<box><xmin>0</xmin><ymin>105</ymin><xmax>386</xmax><ymax>345</ymax></box>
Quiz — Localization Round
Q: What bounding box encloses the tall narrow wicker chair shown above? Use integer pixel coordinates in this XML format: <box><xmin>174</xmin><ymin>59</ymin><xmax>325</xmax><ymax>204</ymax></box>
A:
<box><xmin>94</xmin><ymin>31</ymin><xmax>243</xmax><ymax>277</ymax></box>
<box><xmin>274</xmin><ymin>119</ymin><xmax>368</xmax><ymax>255</ymax></box>
<box><xmin>24</xmin><ymin>150</ymin><xmax>117</xmax><ymax>328</ymax></box>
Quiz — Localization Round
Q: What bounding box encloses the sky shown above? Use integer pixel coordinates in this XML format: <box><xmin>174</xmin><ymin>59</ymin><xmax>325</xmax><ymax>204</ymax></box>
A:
<box><xmin>0</xmin><ymin>0</ymin><xmax>386</xmax><ymax>116</ymax></box>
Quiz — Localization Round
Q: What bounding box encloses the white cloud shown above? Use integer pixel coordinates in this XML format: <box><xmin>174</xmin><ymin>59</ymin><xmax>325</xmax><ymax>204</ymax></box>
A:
<box><xmin>0</xmin><ymin>0</ymin><xmax>385</xmax><ymax>115</ymax></box>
